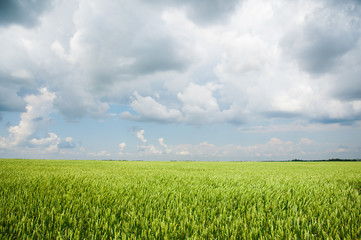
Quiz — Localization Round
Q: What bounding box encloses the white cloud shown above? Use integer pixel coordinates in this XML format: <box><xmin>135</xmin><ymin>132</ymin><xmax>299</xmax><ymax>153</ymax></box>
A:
<box><xmin>158</xmin><ymin>137</ymin><xmax>166</xmax><ymax>147</ymax></box>
<box><xmin>0</xmin><ymin>88</ymin><xmax>76</xmax><ymax>155</ymax></box>
<box><xmin>123</xmin><ymin>92</ymin><xmax>182</xmax><ymax>123</ymax></box>
<box><xmin>177</xmin><ymin>83</ymin><xmax>223</xmax><ymax>124</ymax></box>
<box><xmin>300</xmin><ymin>137</ymin><xmax>314</xmax><ymax>145</ymax></box>
<box><xmin>139</xmin><ymin>144</ymin><xmax>162</xmax><ymax>155</ymax></box>
<box><xmin>238</xmin><ymin>122</ymin><xmax>345</xmax><ymax>133</ymax></box>
<box><xmin>51</xmin><ymin>41</ymin><xmax>70</xmax><ymax>62</ymax></box>
<box><xmin>30</xmin><ymin>133</ymin><xmax>59</xmax><ymax>146</ymax></box>
<box><xmin>123</xmin><ymin>82</ymin><xmax>244</xmax><ymax>125</ymax></box>
<box><xmin>1</xmin><ymin>88</ymin><xmax>56</xmax><ymax>148</ymax></box>
<box><xmin>176</xmin><ymin>150</ymin><xmax>190</xmax><ymax>156</ymax></box>
<box><xmin>30</xmin><ymin>132</ymin><xmax>61</xmax><ymax>152</ymax></box>
<box><xmin>88</xmin><ymin>150</ymin><xmax>111</xmax><ymax>158</ymax></box>
<box><xmin>173</xmin><ymin>142</ymin><xmax>222</xmax><ymax>159</ymax></box>
<box><xmin>159</xmin><ymin>138</ymin><xmax>172</xmax><ymax>154</ymax></box>
<box><xmin>136</xmin><ymin>130</ymin><xmax>147</xmax><ymax>143</ymax></box>
<box><xmin>151</xmin><ymin>135</ymin><xmax>345</xmax><ymax>161</ymax></box>
<box><xmin>10</xmin><ymin>69</ymin><xmax>32</xmax><ymax>79</ymax></box>
<box><xmin>134</xmin><ymin>136</ymin><xmax>357</xmax><ymax>160</ymax></box>
<box><xmin>216</xmin><ymin>33</ymin><xmax>270</xmax><ymax>75</ymax></box>
<box><xmin>0</xmin><ymin>137</ymin><xmax>7</xmax><ymax>149</ymax></box>
<box><xmin>134</xmin><ymin>130</ymin><xmax>164</xmax><ymax>156</ymax></box>
<box><xmin>118</xmin><ymin>142</ymin><xmax>126</xmax><ymax>155</ymax></box>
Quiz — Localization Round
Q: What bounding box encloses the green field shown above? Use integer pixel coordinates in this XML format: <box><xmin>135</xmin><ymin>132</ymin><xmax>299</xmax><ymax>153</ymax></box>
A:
<box><xmin>1</xmin><ymin>159</ymin><xmax>360</xmax><ymax>239</ymax></box>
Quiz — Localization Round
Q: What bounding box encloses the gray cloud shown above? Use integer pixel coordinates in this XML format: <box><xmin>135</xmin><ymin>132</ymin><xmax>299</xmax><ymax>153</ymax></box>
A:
<box><xmin>0</xmin><ymin>72</ymin><xmax>34</xmax><ymax>112</ymax></box>
<box><xmin>53</xmin><ymin>83</ymin><xmax>109</xmax><ymax>121</ymax></box>
<box><xmin>339</xmin><ymin>88</ymin><xmax>361</xmax><ymax>101</ymax></box>
<box><xmin>328</xmin><ymin>44</ymin><xmax>361</xmax><ymax>101</ymax></box>
<box><xmin>181</xmin><ymin>0</ymin><xmax>241</xmax><ymax>25</ymax></box>
<box><xmin>297</xmin><ymin>29</ymin><xmax>357</xmax><ymax>74</ymax></box>
<box><xmin>145</xmin><ymin>0</ymin><xmax>242</xmax><ymax>25</ymax></box>
<box><xmin>0</xmin><ymin>87</ymin><xmax>26</xmax><ymax>112</ymax></box>
<box><xmin>130</xmin><ymin>37</ymin><xmax>188</xmax><ymax>75</ymax></box>
<box><xmin>275</xmin><ymin>0</ymin><xmax>361</xmax><ymax>126</ymax></box>
<box><xmin>66</xmin><ymin>0</ymin><xmax>191</xmax><ymax>94</ymax></box>
<box><xmin>282</xmin><ymin>1</ymin><xmax>361</xmax><ymax>75</ymax></box>
<box><xmin>264</xmin><ymin>111</ymin><xmax>300</xmax><ymax>119</ymax></box>
<box><xmin>0</xmin><ymin>0</ymin><xmax>51</xmax><ymax>28</ymax></box>
<box><xmin>312</xmin><ymin>115</ymin><xmax>361</xmax><ymax>126</ymax></box>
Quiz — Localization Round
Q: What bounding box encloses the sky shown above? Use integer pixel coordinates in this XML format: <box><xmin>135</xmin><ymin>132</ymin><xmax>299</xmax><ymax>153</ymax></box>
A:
<box><xmin>0</xmin><ymin>0</ymin><xmax>361</xmax><ymax>161</ymax></box>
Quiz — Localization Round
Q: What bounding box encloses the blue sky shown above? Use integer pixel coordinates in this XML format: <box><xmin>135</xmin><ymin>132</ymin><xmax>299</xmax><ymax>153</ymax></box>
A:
<box><xmin>1</xmin><ymin>0</ymin><xmax>361</xmax><ymax>160</ymax></box>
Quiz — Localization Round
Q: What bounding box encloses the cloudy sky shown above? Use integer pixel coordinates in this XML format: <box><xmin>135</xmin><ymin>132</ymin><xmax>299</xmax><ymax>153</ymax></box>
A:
<box><xmin>1</xmin><ymin>0</ymin><xmax>361</xmax><ymax>160</ymax></box>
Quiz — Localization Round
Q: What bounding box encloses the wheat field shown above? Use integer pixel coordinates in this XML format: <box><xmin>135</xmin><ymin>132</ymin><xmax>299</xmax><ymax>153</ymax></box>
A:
<box><xmin>1</xmin><ymin>159</ymin><xmax>360</xmax><ymax>239</ymax></box>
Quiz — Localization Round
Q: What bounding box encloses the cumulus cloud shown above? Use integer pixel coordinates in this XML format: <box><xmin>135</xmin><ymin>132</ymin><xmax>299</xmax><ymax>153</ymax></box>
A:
<box><xmin>0</xmin><ymin>88</ymin><xmax>56</xmax><ymax>148</ymax></box>
<box><xmin>134</xmin><ymin>130</ymin><xmax>161</xmax><ymax>156</ymax></box>
<box><xmin>159</xmin><ymin>138</ymin><xmax>172</xmax><ymax>154</ymax></box>
<box><xmin>138</xmin><ymin>144</ymin><xmax>162</xmax><ymax>155</ymax></box>
<box><xmin>69</xmin><ymin>0</ymin><xmax>190</xmax><ymax>78</ymax></box>
<box><xmin>0</xmin><ymin>0</ymin><xmax>361</xmax><ymax>160</ymax></box>
<box><xmin>30</xmin><ymin>132</ymin><xmax>60</xmax><ymax>152</ymax></box>
<box><xmin>274</xmin><ymin>0</ymin><xmax>361</xmax><ymax>124</ymax></box>
<box><xmin>46</xmin><ymin>0</ymin><xmax>194</xmax><ymax>120</ymax></box>
<box><xmin>122</xmin><ymin>82</ymin><xmax>246</xmax><ymax>125</ymax></box>
<box><xmin>216</xmin><ymin>33</ymin><xmax>270</xmax><ymax>75</ymax></box>
<box><xmin>135</xmin><ymin>133</ymin><xmax>169</xmax><ymax>156</ymax></box>
<box><xmin>0</xmin><ymin>88</ymin><xmax>75</xmax><ymax>154</ymax></box>
<box><xmin>177</xmin><ymin>83</ymin><xmax>223</xmax><ymax>124</ymax></box>
<box><xmin>121</xmin><ymin>92</ymin><xmax>182</xmax><ymax>123</ymax></box>
<box><xmin>136</xmin><ymin>130</ymin><xmax>147</xmax><ymax>143</ymax></box>
<box><xmin>30</xmin><ymin>132</ymin><xmax>59</xmax><ymax>145</ymax></box>
<box><xmin>118</xmin><ymin>142</ymin><xmax>126</xmax><ymax>155</ymax></box>
<box><xmin>1</xmin><ymin>0</ymin><xmax>359</xmax><ymax>127</ymax></box>
<box><xmin>1</xmin><ymin>0</ymin><xmax>193</xmax><ymax>121</ymax></box>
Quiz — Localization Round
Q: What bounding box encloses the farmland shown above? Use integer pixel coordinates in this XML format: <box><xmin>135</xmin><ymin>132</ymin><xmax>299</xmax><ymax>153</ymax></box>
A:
<box><xmin>0</xmin><ymin>159</ymin><xmax>360</xmax><ymax>239</ymax></box>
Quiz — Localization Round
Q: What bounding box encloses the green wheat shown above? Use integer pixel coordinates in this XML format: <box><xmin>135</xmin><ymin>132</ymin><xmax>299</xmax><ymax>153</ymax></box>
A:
<box><xmin>1</xmin><ymin>159</ymin><xmax>360</xmax><ymax>239</ymax></box>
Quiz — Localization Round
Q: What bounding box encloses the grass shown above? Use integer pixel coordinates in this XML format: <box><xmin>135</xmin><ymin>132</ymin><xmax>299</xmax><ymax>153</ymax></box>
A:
<box><xmin>1</xmin><ymin>159</ymin><xmax>360</xmax><ymax>239</ymax></box>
